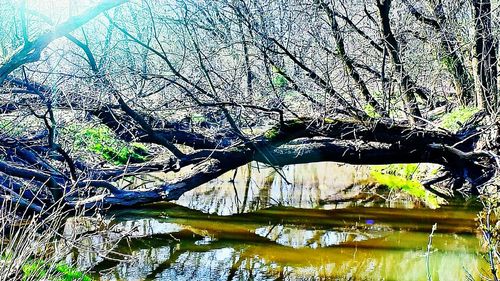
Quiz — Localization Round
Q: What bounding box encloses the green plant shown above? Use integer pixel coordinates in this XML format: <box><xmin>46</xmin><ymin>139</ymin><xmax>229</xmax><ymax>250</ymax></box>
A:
<box><xmin>22</xmin><ymin>260</ymin><xmax>47</xmax><ymax>281</ymax></box>
<box><xmin>370</xmin><ymin>164</ymin><xmax>439</xmax><ymax>208</ymax></box>
<box><xmin>439</xmin><ymin>106</ymin><xmax>479</xmax><ymax>132</ymax></box>
<box><xmin>21</xmin><ymin>260</ymin><xmax>92</xmax><ymax>281</ymax></box>
<box><xmin>272</xmin><ymin>74</ymin><xmax>288</xmax><ymax>88</ymax></box>
<box><xmin>370</xmin><ymin>171</ymin><xmax>439</xmax><ymax>208</ymax></box>
<box><xmin>0</xmin><ymin>119</ymin><xmax>25</xmax><ymax>137</ymax></box>
<box><xmin>0</xmin><ymin>186</ymin><xmax>101</xmax><ymax>281</ymax></box>
<box><xmin>55</xmin><ymin>263</ymin><xmax>92</xmax><ymax>281</ymax></box>
<box><xmin>0</xmin><ymin>251</ymin><xmax>13</xmax><ymax>261</ymax></box>
<box><xmin>363</xmin><ymin>104</ymin><xmax>381</xmax><ymax>118</ymax></box>
<box><xmin>439</xmin><ymin>54</ymin><xmax>455</xmax><ymax>71</ymax></box>
<box><xmin>191</xmin><ymin>113</ymin><xmax>205</xmax><ymax>123</ymax></box>
<box><xmin>74</xmin><ymin>125</ymin><xmax>149</xmax><ymax>165</ymax></box>
<box><xmin>271</xmin><ymin>65</ymin><xmax>288</xmax><ymax>88</ymax></box>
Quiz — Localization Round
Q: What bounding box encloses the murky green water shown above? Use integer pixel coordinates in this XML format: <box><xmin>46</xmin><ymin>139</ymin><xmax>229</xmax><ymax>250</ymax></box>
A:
<box><xmin>67</xmin><ymin>163</ymin><xmax>490</xmax><ymax>280</ymax></box>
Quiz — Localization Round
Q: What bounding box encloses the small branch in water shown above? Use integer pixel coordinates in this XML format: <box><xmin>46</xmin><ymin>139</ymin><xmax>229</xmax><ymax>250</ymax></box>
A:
<box><xmin>426</xmin><ymin>223</ymin><xmax>437</xmax><ymax>281</ymax></box>
<box><xmin>481</xmin><ymin>200</ymin><xmax>499</xmax><ymax>281</ymax></box>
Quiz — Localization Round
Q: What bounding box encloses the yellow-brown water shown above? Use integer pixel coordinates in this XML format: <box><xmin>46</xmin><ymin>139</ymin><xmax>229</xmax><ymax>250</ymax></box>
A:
<box><xmin>68</xmin><ymin>163</ymin><xmax>490</xmax><ymax>280</ymax></box>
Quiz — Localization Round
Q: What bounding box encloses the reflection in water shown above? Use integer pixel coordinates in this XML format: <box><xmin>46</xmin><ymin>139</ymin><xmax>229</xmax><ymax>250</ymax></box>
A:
<box><xmin>64</xmin><ymin>162</ymin><xmax>489</xmax><ymax>280</ymax></box>
<box><xmin>254</xmin><ymin>225</ymin><xmax>384</xmax><ymax>248</ymax></box>
<box><xmin>69</xmin><ymin>204</ymin><xmax>489</xmax><ymax>281</ymax></box>
<box><xmin>176</xmin><ymin>162</ymin><xmax>370</xmax><ymax>215</ymax></box>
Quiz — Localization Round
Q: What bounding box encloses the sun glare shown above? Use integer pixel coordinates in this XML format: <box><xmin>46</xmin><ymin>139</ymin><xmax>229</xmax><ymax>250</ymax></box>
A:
<box><xmin>26</xmin><ymin>0</ymin><xmax>100</xmax><ymax>23</ymax></box>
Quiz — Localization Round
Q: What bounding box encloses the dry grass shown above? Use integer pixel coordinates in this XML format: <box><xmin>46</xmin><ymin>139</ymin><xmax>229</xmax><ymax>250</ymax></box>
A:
<box><xmin>0</xmin><ymin>193</ymin><xmax>119</xmax><ymax>281</ymax></box>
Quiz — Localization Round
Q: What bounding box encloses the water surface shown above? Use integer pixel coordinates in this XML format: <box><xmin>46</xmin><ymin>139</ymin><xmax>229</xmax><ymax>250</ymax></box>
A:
<box><xmin>66</xmin><ymin>163</ymin><xmax>489</xmax><ymax>280</ymax></box>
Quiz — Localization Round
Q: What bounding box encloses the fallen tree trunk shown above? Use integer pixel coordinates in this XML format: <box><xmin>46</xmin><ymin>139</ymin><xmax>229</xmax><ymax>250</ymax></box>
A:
<box><xmin>1</xmin><ymin>82</ymin><xmax>497</xmax><ymax>211</ymax></box>
<box><xmin>26</xmin><ymin>115</ymin><xmax>480</xmax><ymax>207</ymax></box>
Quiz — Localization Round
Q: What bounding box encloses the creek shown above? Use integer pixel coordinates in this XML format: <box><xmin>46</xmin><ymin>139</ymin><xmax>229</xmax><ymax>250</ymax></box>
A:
<box><xmin>66</xmin><ymin>163</ymin><xmax>488</xmax><ymax>280</ymax></box>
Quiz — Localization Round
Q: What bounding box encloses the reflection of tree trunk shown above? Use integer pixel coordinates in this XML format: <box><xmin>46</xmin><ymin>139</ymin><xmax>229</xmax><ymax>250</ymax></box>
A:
<box><xmin>473</xmin><ymin>0</ymin><xmax>498</xmax><ymax>113</ymax></box>
<box><xmin>311</xmin><ymin>166</ymin><xmax>321</xmax><ymax>206</ymax></box>
<box><xmin>256</xmin><ymin>169</ymin><xmax>276</xmax><ymax>209</ymax></box>
<box><xmin>226</xmin><ymin>254</ymin><xmax>244</xmax><ymax>281</ymax></box>
<box><xmin>239</xmin><ymin>163</ymin><xmax>253</xmax><ymax>214</ymax></box>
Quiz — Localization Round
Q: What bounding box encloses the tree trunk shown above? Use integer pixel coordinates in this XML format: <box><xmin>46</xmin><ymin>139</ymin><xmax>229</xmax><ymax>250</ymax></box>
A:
<box><xmin>376</xmin><ymin>0</ymin><xmax>422</xmax><ymax>123</ymax></box>
<box><xmin>473</xmin><ymin>0</ymin><xmax>498</xmax><ymax>114</ymax></box>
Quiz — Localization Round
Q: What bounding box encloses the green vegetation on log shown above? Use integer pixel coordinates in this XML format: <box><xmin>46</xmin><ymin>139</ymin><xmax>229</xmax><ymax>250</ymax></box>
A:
<box><xmin>264</xmin><ymin>127</ymin><xmax>280</xmax><ymax>140</ymax></box>
<box><xmin>363</xmin><ymin>104</ymin><xmax>381</xmax><ymax>118</ymax></box>
<box><xmin>439</xmin><ymin>106</ymin><xmax>479</xmax><ymax>132</ymax></box>
<box><xmin>370</xmin><ymin>164</ymin><xmax>439</xmax><ymax>208</ymax></box>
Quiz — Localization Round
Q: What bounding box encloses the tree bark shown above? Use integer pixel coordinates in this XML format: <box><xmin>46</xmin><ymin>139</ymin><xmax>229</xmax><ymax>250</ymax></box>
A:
<box><xmin>473</xmin><ymin>0</ymin><xmax>498</xmax><ymax>114</ymax></box>
<box><xmin>404</xmin><ymin>0</ymin><xmax>474</xmax><ymax>105</ymax></box>
<box><xmin>376</xmin><ymin>0</ymin><xmax>422</xmax><ymax>123</ymax></box>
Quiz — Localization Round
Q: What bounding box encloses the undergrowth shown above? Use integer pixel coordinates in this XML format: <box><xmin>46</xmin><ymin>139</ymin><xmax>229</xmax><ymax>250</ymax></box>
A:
<box><xmin>72</xmin><ymin>125</ymin><xmax>149</xmax><ymax>165</ymax></box>
<box><xmin>20</xmin><ymin>260</ymin><xmax>91</xmax><ymax>281</ymax></box>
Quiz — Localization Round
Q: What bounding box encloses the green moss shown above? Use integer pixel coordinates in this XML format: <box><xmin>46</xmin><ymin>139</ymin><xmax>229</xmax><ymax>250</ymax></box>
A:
<box><xmin>370</xmin><ymin>164</ymin><xmax>439</xmax><ymax>208</ymax></box>
<box><xmin>439</xmin><ymin>106</ymin><xmax>479</xmax><ymax>132</ymax></box>
<box><xmin>263</xmin><ymin>119</ymin><xmax>306</xmax><ymax>141</ymax></box>
<box><xmin>191</xmin><ymin>113</ymin><xmax>205</xmax><ymax>124</ymax></box>
<box><xmin>363</xmin><ymin>104</ymin><xmax>381</xmax><ymax>118</ymax></box>
<box><xmin>73</xmin><ymin>125</ymin><xmax>149</xmax><ymax>165</ymax></box>
<box><xmin>324</xmin><ymin>117</ymin><xmax>336</xmax><ymax>124</ymax></box>
<box><xmin>130</xmin><ymin>142</ymin><xmax>147</xmax><ymax>152</ymax></box>
<box><xmin>289</xmin><ymin>119</ymin><xmax>304</xmax><ymax>126</ymax></box>
<box><xmin>264</xmin><ymin>127</ymin><xmax>280</xmax><ymax>140</ymax></box>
